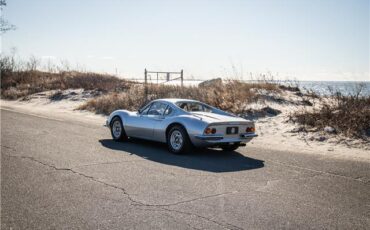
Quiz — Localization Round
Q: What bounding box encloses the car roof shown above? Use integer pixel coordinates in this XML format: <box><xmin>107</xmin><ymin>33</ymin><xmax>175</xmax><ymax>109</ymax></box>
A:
<box><xmin>153</xmin><ymin>98</ymin><xmax>201</xmax><ymax>104</ymax></box>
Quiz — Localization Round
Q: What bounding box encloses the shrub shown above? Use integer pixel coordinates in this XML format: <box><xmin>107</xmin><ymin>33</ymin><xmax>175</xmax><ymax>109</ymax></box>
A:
<box><xmin>292</xmin><ymin>87</ymin><xmax>370</xmax><ymax>139</ymax></box>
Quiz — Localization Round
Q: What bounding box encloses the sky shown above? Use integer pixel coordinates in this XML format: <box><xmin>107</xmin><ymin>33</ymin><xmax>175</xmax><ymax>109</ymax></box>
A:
<box><xmin>2</xmin><ymin>0</ymin><xmax>369</xmax><ymax>81</ymax></box>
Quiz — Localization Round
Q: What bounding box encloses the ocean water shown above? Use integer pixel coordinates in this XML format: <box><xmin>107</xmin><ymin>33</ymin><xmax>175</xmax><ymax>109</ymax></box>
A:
<box><xmin>129</xmin><ymin>79</ymin><xmax>370</xmax><ymax>96</ymax></box>
<box><xmin>292</xmin><ymin>81</ymin><xmax>370</xmax><ymax>96</ymax></box>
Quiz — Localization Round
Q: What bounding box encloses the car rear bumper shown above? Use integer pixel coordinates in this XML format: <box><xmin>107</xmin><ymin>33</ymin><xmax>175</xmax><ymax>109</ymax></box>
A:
<box><xmin>193</xmin><ymin>132</ymin><xmax>258</xmax><ymax>147</ymax></box>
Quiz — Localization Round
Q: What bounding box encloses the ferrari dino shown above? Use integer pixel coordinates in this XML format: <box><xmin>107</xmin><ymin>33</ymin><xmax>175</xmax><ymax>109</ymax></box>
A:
<box><xmin>106</xmin><ymin>98</ymin><xmax>257</xmax><ymax>153</ymax></box>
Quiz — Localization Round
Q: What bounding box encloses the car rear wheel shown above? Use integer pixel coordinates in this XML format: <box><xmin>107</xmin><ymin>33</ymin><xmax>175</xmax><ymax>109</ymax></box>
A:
<box><xmin>110</xmin><ymin>117</ymin><xmax>128</xmax><ymax>141</ymax></box>
<box><xmin>221</xmin><ymin>143</ymin><xmax>240</xmax><ymax>152</ymax></box>
<box><xmin>167</xmin><ymin>125</ymin><xmax>191</xmax><ymax>154</ymax></box>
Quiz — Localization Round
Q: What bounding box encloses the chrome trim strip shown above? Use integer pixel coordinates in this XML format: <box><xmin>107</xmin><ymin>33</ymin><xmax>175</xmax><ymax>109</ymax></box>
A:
<box><xmin>195</xmin><ymin>135</ymin><xmax>224</xmax><ymax>140</ymax></box>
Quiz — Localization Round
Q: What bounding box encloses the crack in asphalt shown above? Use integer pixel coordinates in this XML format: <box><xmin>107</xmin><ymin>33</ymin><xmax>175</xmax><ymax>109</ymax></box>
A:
<box><xmin>72</xmin><ymin>160</ymin><xmax>146</xmax><ymax>169</ymax></box>
<box><xmin>266</xmin><ymin>159</ymin><xmax>370</xmax><ymax>184</ymax></box>
<box><xmin>258</xmin><ymin>171</ymin><xmax>329</xmax><ymax>191</ymax></box>
<box><xmin>131</xmin><ymin>191</ymin><xmax>237</xmax><ymax>207</ymax></box>
<box><xmin>3</xmin><ymin>153</ymin><xmax>244</xmax><ymax>229</ymax></box>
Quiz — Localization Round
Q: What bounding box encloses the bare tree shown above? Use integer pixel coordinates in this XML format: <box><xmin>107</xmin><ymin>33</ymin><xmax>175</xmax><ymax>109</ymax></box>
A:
<box><xmin>1</xmin><ymin>0</ymin><xmax>15</xmax><ymax>33</ymax></box>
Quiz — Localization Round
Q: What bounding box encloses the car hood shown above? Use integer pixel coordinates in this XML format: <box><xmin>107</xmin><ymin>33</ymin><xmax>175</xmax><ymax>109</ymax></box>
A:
<box><xmin>190</xmin><ymin>112</ymin><xmax>251</xmax><ymax>124</ymax></box>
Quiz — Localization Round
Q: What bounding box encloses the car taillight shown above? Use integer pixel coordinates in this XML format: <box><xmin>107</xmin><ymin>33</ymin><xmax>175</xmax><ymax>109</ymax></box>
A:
<box><xmin>204</xmin><ymin>127</ymin><xmax>217</xmax><ymax>134</ymax></box>
<box><xmin>246</xmin><ymin>127</ymin><xmax>255</xmax><ymax>133</ymax></box>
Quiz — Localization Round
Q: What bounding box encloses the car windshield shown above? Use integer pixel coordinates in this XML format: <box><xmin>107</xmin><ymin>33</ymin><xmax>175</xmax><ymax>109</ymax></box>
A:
<box><xmin>175</xmin><ymin>101</ymin><xmax>212</xmax><ymax>113</ymax></box>
<box><xmin>138</xmin><ymin>103</ymin><xmax>151</xmax><ymax>114</ymax></box>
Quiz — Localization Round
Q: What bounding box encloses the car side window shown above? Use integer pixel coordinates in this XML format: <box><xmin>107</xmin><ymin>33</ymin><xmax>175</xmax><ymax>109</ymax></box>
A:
<box><xmin>139</xmin><ymin>103</ymin><xmax>151</xmax><ymax>115</ymax></box>
<box><xmin>140</xmin><ymin>106</ymin><xmax>150</xmax><ymax>115</ymax></box>
<box><xmin>164</xmin><ymin>106</ymin><xmax>173</xmax><ymax>116</ymax></box>
<box><xmin>148</xmin><ymin>102</ymin><xmax>167</xmax><ymax>116</ymax></box>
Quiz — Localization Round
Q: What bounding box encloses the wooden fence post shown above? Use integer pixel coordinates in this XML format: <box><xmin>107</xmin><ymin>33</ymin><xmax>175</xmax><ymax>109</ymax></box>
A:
<box><xmin>181</xmin><ymin>69</ymin><xmax>183</xmax><ymax>87</ymax></box>
<box><xmin>144</xmin><ymin>68</ymin><xmax>148</xmax><ymax>100</ymax></box>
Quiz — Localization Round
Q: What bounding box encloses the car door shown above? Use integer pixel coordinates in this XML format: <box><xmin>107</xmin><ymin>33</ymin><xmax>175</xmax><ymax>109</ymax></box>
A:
<box><xmin>152</xmin><ymin>105</ymin><xmax>174</xmax><ymax>142</ymax></box>
<box><xmin>127</xmin><ymin>102</ymin><xmax>167</xmax><ymax>140</ymax></box>
<box><xmin>144</xmin><ymin>102</ymin><xmax>169</xmax><ymax>140</ymax></box>
<box><xmin>125</xmin><ymin>102</ymin><xmax>153</xmax><ymax>139</ymax></box>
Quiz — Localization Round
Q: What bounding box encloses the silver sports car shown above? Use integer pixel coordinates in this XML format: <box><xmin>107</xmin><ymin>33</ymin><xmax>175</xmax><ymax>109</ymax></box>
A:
<box><xmin>106</xmin><ymin>98</ymin><xmax>257</xmax><ymax>154</ymax></box>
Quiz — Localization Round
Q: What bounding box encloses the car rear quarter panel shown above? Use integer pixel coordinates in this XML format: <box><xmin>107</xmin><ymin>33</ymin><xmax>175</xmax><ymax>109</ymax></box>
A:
<box><xmin>153</xmin><ymin>115</ymin><xmax>209</xmax><ymax>143</ymax></box>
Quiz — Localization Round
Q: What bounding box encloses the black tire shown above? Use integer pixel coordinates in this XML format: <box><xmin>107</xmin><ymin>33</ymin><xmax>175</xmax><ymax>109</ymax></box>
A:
<box><xmin>167</xmin><ymin>125</ymin><xmax>192</xmax><ymax>154</ymax></box>
<box><xmin>110</xmin><ymin>117</ymin><xmax>128</xmax><ymax>142</ymax></box>
<box><xmin>221</xmin><ymin>143</ymin><xmax>240</xmax><ymax>152</ymax></box>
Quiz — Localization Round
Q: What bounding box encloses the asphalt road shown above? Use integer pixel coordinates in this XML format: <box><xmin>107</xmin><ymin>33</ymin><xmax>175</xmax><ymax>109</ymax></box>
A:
<box><xmin>1</xmin><ymin>109</ymin><xmax>370</xmax><ymax>229</ymax></box>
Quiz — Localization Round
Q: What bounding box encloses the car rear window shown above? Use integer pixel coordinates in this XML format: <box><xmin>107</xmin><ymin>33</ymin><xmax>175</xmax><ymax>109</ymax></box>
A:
<box><xmin>175</xmin><ymin>102</ymin><xmax>212</xmax><ymax>112</ymax></box>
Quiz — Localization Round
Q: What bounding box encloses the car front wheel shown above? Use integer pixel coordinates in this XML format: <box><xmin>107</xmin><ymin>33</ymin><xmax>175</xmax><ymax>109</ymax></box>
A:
<box><xmin>167</xmin><ymin>125</ymin><xmax>191</xmax><ymax>154</ymax></box>
<box><xmin>110</xmin><ymin>117</ymin><xmax>128</xmax><ymax>141</ymax></box>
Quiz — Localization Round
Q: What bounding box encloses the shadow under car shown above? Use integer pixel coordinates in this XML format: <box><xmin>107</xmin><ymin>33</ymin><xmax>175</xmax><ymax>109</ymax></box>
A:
<box><xmin>99</xmin><ymin>138</ymin><xmax>264</xmax><ymax>173</ymax></box>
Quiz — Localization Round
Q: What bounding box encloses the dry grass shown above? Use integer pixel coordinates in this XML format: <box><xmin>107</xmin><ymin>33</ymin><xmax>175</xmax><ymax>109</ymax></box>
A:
<box><xmin>292</xmin><ymin>87</ymin><xmax>370</xmax><ymax>139</ymax></box>
<box><xmin>1</xmin><ymin>70</ymin><xmax>131</xmax><ymax>99</ymax></box>
<box><xmin>1</xmin><ymin>55</ymin><xmax>131</xmax><ymax>99</ymax></box>
<box><xmin>78</xmin><ymin>80</ymin><xmax>280</xmax><ymax>115</ymax></box>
